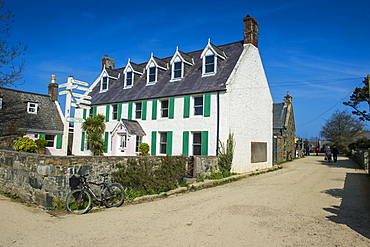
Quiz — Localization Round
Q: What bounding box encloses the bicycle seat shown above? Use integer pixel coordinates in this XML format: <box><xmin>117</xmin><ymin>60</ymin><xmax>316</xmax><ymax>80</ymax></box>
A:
<box><xmin>99</xmin><ymin>173</ymin><xmax>109</xmax><ymax>177</ymax></box>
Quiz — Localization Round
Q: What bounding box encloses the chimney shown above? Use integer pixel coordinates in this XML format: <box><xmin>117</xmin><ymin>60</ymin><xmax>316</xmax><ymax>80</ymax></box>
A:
<box><xmin>101</xmin><ymin>54</ymin><xmax>115</xmax><ymax>70</ymax></box>
<box><xmin>48</xmin><ymin>75</ymin><xmax>58</xmax><ymax>102</ymax></box>
<box><xmin>284</xmin><ymin>94</ymin><xmax>293</xmax><ymax>105</ymax></box>
<box><xmin>243</xmin><ymin>15</ymin><xmax>259</xmax><ymax>47</ymax></box>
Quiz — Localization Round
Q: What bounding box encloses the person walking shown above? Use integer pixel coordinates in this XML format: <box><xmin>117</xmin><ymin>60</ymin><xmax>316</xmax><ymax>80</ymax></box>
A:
<box><xmin>325</xmin><ymin>146</ymin><xmax>332</xmax><ymax>162</ymax></box>
<box><xmin>332</xmin><ymin>146</ymin><xmax>339</xmax><ymax>163</ymax></box>
<box><xmin>306</xmin><ymin>146</ymin><xmax>311</xmax><ymax>156</ymax></box>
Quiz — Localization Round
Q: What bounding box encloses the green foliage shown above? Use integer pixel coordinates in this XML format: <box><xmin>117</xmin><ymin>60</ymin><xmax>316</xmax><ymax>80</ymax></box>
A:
<box><xmin>139</xmin><ymin>143</ymin><xmax>150</xmax><ymax>155</ymax></box>
<box><xmin>112</xmin><ymin>156</ymin><xmax>187</xmax><ymax>198</ymax></box>
<box><xmin>218</xmin><ymin>133</ymin><xmax>235</xmax><ymax>176</ymax></box>
<box><xmin>196</xmin><ymin>175</ymin><xmax>205</xmax><ymax>183</ymax></box>
<box><xmin>209</xmin><ymin>172</ymin><xmax>224</xmax><ymax>180</ymax></box>
<box><xmin>14</xmin><ymin>137</ymin><xmax>37</xmax><ymax>153</ymax></box>
<box><xmin>348</xmin><ymin>138</ymin><xmax>370</xmax><ymax>149</ymax></box>
<box><xmin>343</xmin><ymin>76</ymin><xmax>370</xmax><ymax>121</ymax></box>
<box><xmin>2</xmin><ymin>191</ymin><xmax>19</xmax><ymax>199</ymax></box>
<box><xmin>81</xmin><ymin>114</ymin><xmax>106</xmax><ymax>156</ymax></box>
<box><xmin>48</xmin><ymin>197</ymin><xmax>65</xmax><ymax>210</ymax></box>
<box><xmin>35</xmin><ymin>138</ymin><xmax>48</xmax><ymax>150</ymax></box>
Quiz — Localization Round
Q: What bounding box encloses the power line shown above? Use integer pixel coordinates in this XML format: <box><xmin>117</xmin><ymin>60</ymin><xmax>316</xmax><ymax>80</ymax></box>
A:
<box><xmin>297</xmin><ymin>81</ymin><xmax>364</xmax><ymax>127</ymax></box>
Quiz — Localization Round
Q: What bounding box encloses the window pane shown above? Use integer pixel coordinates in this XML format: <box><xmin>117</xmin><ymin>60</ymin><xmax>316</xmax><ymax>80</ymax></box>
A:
<box><xmin>149</xmin><ymin>67</ymin><xmax>156</xmax><ymax>82</ymax></box>
<box><xmin>193</xmin><ymin>132</ymin><xmax>202</xmax><ymax>155</ymax></box>
<box><xmin>45</xmin><ymin>134</ymin><xmax>55</xmax><ymax>147</ymax></box>
<box><xmin>194</xmin><ymin>96</ymin><xmax>203</xmax><ymax>115</ymax></box>
<box><xmin>135</xmin><ymin>102</ymin><xmax>142</xmax><ymax>119</ymax></box>
<box><xmin>102</xmin><ymin>76</ymin><xmax>108</xmax><ymax>90</ymax></box>
<box><xmin>205</xmin><ymin>55</ymin><xmax>215</xmax><ymax>73</ymax></box>
<box><xmin>161</xmin><ymin>100</ymin><xmax>168</xmax><ymax>117</ymax></box>
<box><xmin>135</xmin><ymin>136</ymin><xmax>142</xmax><ymax>152</ymax></box>
<box><xmin>160</xmin><ymin>132</ymin><xmax>167</xmax><ymax>154</ymax></box>
<box><xmin>112</xmin><ymin>105</ymin><xmax>118</xmax><ymax>120</ymax></box>
<box><xmin>174</xmin><ymin>62</ymin><xmax>182</xmax><ymax>78</ymax></box>
<box><xmin>126</xmin><ymin>72</ymin><xmax>133</xmax><ymax>86</ymax></box>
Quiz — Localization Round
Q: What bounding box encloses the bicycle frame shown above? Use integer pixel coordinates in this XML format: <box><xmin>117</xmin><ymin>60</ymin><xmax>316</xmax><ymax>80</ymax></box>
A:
<box><xmin>79</xmin><ymin>175</ymin><xmax>109</xmax><ymax>201</ymax></box>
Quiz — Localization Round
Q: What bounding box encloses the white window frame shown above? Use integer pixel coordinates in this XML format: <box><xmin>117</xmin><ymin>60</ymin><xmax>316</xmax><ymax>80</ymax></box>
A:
<box><xmin>101</xmin><ymin>74</ymin><xmax>109</xmax><ymax>92</ymax></box>
<box><xmin>160</xmin><ymin>99</ymin><xmax>169</xmax><ymax>118</ymax></box>
<box><xmin>193</xmin><ymin>96</ymin><xmax>203</xmax><ymax>116</ymax></box>
<box><xmin>148</xmin><ymin>66</ymin><xmax>157</xmax><ymax>84</ymax></box>
<box><xmin>159</xmin><ymin>132</ymin><xmax>167</xmax><ymax>154</ymax></box>
<box><xmin>27</xmin><ymin>102</ymin><xmax>38</xmax><ymax>114</ymax></box>
<box><xmin>192</xmin><ymin>132</ymin><xmax>202</xmax><ymax>155</ymax></box>
<box><xmin>171</xmin><ymin>56</ymin><xmax>183</xmax><ymax>81</ymax></box>
<box><xmin>135</xmin><ymin>136</ymin><xmax>142</xmax><ymax>153</ymax></box>
<box><xmin>45</xmin><ymin>134</ymin><xmax>55</xmax><ymax>147</ymax></box>
<box><xmin>125</xmin><ymin>70</ymin><xmax>133</xmax><ymax>88</ymax></box>
<box><xmin>135</xmin><ymin>102</ymin><xmax>142</xmax><ymax>119</ymax></box>
<box><xmin>111</xmin><ymin>104</ymin><xmax>118</xmax><ymax>120</ymax></box>
<box><xmin>119</xmin><ymin>134</ymin><xmax>127</xmax><ymax>150</ymax></box>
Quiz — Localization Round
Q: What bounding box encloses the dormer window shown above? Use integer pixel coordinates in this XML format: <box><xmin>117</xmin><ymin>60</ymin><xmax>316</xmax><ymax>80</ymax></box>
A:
<box><xmin>101</xmin><ymin>75</ymin><xmax>108</xmax><ymax>91</ymax></box>
<box><xmin>126</xmin><ymin>71</ymin><xmax>133</xmax><ymax>88</ymax></box>
<box><xmin>173</xmin><ymin>62</ymin><xmax>182</xmax><ymax>79</ymax></box>
<box><xmin>148</xmin><ymin>66</ymin><xmax>156</xmax><ymax>83</ymax></box>
<box><xmin>200</xmin><ymin>40</ymin><xmax>226</xmax><ymax>77</ymax></box>
<box><xmin>27</xmin><ymin>102</ymin><xmax>38</xmax><ymax>114</ymax></box>
<box><xmin>205</xmin><ymin>55</ymin><xmax>215</xmax><ymax>74</ymax></box>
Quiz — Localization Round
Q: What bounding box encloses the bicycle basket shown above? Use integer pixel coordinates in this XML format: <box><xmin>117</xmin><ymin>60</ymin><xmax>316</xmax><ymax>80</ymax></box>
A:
<box><xmin>69</xmin><ymin>175</ymin><xmax>81</xmax><ymax>188</ymax></box>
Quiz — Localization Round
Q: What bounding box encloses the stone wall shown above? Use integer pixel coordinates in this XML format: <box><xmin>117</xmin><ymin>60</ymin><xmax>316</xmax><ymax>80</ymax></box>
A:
<box><xmin>0</xmin><ymin>149</ymin><xmax>218</xmax><ymax>208</ymax></box>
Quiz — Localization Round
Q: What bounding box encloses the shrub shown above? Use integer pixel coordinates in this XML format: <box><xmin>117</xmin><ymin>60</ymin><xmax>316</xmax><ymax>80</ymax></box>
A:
<box><xmin>139</xmin><ymin>143</ymin><xmax>150</xmax><ymax>155</ymax></box>
<box><xmin>218</xmin><ymin>133</ymin><xmax>235</xmax><ymax>176</ymax></box>
<box><xmin>35</xmin><ymin>138</ymin><xmax>48</xmax><ymax>150</ymax></box>
<box><xmin>14</xmin><ymin>137</ymin><xmax>38</xmax><ymax>153</ymax></box>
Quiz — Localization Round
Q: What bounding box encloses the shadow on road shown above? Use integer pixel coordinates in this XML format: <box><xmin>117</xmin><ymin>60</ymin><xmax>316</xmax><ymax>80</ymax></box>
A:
<box><xmin>321</xmin><ymin>157</ymin><xmax>370</xmax><ymax>239</ymax></box>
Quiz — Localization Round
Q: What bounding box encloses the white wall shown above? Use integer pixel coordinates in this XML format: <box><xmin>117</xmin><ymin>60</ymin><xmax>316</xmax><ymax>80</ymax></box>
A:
<box><xmin>226</xmin><ymin>44</ymin><xmax>273</xmax><ymax>173</ymax></box>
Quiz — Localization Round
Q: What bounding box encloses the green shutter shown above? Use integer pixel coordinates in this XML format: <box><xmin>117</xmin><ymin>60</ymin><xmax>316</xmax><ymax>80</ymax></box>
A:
<box><xmin>104</xmin><ymin>132</ymin><xmax>109</xmax><ymax>153</ymax></box>
<box><xmin>169</xmin><ymin>98</ymin><xmax>175</xmax><ymax>119</ymax></box>
<box><xmin>93</xmin><ymin>106</ymin><xmax>97</xmax><ymax>116</ymax></box>
<box><xmin>117</xmin><ymin>103</ymin><xmax>122</xmax><ymax>120</ymax></box>
<box><xmin>201</xmin><ymin>131</ymin><xmax>208</xmax><ymax>156</ymax></box>
<box><xmin>80</xmin><ymin>132</ymin><xmax>85</xmax><ymax>151</ymax></box>
<box><xmin>39</xmin><ymin>134</ymin><xmax>46</xmax><ymax>139</ymax></box>
<box><xmin>152</xmin><ymin>99</ymin><xmax>157</xmax><ymax>120</ymax></box>
<box><xmin>182</xmin><ymin>131</ymin><xmax>189</xmax><ymax>157</ymax></box>
<box><xmin>151</xmin><ymin>131</ymin><xmax>157</xmax><ymax>155</ymax></box>
<box><xmin>142</xmin><ymin>101</ymin><xmax>147</xmax><ymax>120</ymax></box>
<box><xmin>204</xmin><ymin>94</ymin><xmax>211</xmax><ymax>117</ymax></box>
<box><xmin>128</xmin><ymin>102</ymin><xmax>133</xmax><ymax>120</ymax></box>
<box><xmin>105</xmin><ymin>105</ymin><xmax>110</xmax><ymax>121</ymax></box>
<box><xmin>83</xmin><ymin>109</ymin><xmax>87</xmax><ymax>119</ymax></box>
<box><xmin>183</xmin><ymin>96</ymin><xmax>190</xmax><ymax>118</ymax></box>
<box><xmin>166</xmin><ymin>131</ymin><xmax>173</xmax><ymax>155</ymax></box>
<box><xmin>56</xmin><ymin>135</ymin><xmax>62</xmax><ymax>149</ymax></box>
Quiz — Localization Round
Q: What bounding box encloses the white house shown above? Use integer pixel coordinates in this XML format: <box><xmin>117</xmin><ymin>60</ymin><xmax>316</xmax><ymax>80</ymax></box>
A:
<box><xmin>71</xmin><ymin>15</ymin><xmax>273</xmax><ymax>173</ymax></box>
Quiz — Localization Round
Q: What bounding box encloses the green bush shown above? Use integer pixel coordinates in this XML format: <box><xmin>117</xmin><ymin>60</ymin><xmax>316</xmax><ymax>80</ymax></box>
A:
<box><xmin>112</xmin><ymin>156</ymin><xmax>187</xmax><ymax>197</ymax></box>
<box><xmin>139</xmin><ymin>143</ymin><xmax>150</xmax><ymax>155</ymax></box>
<box><xmin>35</xmin><ymin>138</ymin><xmax>48</xmax><ymax>150</ymax></box>
<box><xmin>14</xmin><ymin>137</ymin><xmax>38</xmax><ymax>153</ymax></box>
<box><xmin>218</xmin><ymin>133</ymin><xmax>235</xmax><ymax>176</ymax></box>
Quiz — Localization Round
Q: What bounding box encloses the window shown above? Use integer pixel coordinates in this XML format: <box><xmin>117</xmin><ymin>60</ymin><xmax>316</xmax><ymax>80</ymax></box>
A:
<box><xmin>193</xmin><ymin>132</ymin><xmax>202</xmax><ymax>155</ymax></box>
<box><xmin>135</xmin><ymin>136</ymin><xmax>142</xmax><ymax>152</ymax></box>
<box><xmin>112</xmin><ymin>104</ymin><xmax>118</xmax><ymax>120</ymax></box>
<box><xmin>135</xmin><ymin>102</ymin><xmax>142</xmax><ymax>119</ymax></box>
<box><xmin>161</xmin><ymin>100</ymin><xmax>168</xmax><ymax>118</ymax></box>
<box><xmin>194</xmin><ymin>96</ymin><xmax>203</xmax><ymax>116</ymax></box>
<box><xmin>27</xmin><ymin>102</ymin><xmax>38</xmax><ymax>114</ymax></box>
<box><xmin>126</xmin><ymin>71</ymin><xmax>133</xmax><ymax>87</ymax></box>
<box><xmin>101</xmin><ymin>76</ymin><xmax>108</xmax><ymax>91</ymax></box>
<box><xmin>205</xmin><ymin>55</ymin><xmax>215</xmax><ymax>74</ymax></box>
<box><xmin>173</xmin><ymin>61</ymin><xmax>182</xmax><ymax>79</ymax></box>
<box><xmin>45</xmin><ymin>134</ymin><xmax>55</xmax><ymax>147</ymax></box>
<box><xmin>148</xmin><ymin>67</ymin><xmax>156</xmax><ymax>83</ymax></box>
<box><xmin>119</xmin><ymin>134</ymin><xmax>127</xmax><ymax>150</ymax></box>
<box><xmin>159</xmin><ymin>132</ymin><xmax>167</xmax><ymax>154</ymax></box>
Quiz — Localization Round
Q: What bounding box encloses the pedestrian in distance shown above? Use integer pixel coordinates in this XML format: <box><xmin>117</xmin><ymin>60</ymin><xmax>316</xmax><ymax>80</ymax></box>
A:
<box><xmin>325</xmin><ymin>146</ymin><xmax>332</xmax><ymax>162</ymax></box>
<box><xmin>332</xmin><ymin>146</ymin><xmax>339</xmax><ymax>163</ymax></box>
<box><xmin>315</xmin><ymin>147</ymin><xmax>319</xmax><ymax>156</ymax></box>
<box><xmin>306</xmin><ymin>146</ymin><xmax>311</xmax><ymax>156</ymax></box>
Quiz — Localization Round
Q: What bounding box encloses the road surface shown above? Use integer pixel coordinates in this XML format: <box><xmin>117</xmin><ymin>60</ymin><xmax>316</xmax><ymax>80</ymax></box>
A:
<box><xmin>1</xmin><ymin>154</ymin><xmax>370</xmax><ymax>246</ymax></box>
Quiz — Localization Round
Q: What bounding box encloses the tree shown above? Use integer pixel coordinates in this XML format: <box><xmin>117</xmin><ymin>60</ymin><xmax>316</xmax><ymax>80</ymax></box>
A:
<box><xmin>81</xmin><ymin>114</ymin><xmax>106</xmax><ymax>156</ymax></box>
<box><xmin>0</xmin><ymin>0</ymin><xmax>27</xmax><ymax>87</ymax></box>
<box><xmin>343</xmin><ymin>75</ymin><xmax>370</xmax><ymax>121</ymax></box>
<box><xmin>320</xmin><ymin>110</ymin><xmax>367</xmax><ymax>151</ymax></box>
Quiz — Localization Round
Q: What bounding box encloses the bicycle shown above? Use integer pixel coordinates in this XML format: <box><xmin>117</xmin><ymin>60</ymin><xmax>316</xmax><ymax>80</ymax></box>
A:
<box><xmin>66</xmin><ymin>173</ymin><xmax>124</xmax><ymax>214</ymax></box>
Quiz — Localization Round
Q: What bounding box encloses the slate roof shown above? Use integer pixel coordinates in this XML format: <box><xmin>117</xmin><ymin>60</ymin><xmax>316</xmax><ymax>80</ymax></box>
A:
<box><xmin>273</xmin><ymin>103</ymin><xmax>287</xmax><ymax>130</ymax></box>
<box><xmin>0</xmin><ymin>87</ymin><xmax>64</xmax><ymax>133</ymax></box>
<box><xmin>89</xmin><ymin>41</ymin><xmax>244</xmax><ymax>105</ymax></box>
<box><xmin>121</xmin><ymin>119</ymin><xmax>145</xmax><ymax>136</ymax></box>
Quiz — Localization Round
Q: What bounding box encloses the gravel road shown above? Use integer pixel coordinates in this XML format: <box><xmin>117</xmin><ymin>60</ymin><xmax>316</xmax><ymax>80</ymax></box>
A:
<box><xmin>1</xmin><ymin>154</ymin><xmax>370</xmax><ymax>246</ymax></box>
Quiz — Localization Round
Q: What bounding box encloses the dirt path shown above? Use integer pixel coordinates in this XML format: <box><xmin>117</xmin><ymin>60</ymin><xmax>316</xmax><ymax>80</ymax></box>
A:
<box><xmin>1</xmin><ymin>154</ymin><xmax>370</xmax><ymax>246</ymax></box>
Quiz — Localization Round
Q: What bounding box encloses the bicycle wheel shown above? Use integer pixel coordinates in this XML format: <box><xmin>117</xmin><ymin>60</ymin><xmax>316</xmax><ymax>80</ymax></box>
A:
<box><xmin>66</xmin><ymin>189</ymin><xmax>92</xmax><ymax>214</ymax></box>
<box><xmin>102</xmin><ymin>183</ymin><xmax>124</xmax><ymax>208</ymax></box>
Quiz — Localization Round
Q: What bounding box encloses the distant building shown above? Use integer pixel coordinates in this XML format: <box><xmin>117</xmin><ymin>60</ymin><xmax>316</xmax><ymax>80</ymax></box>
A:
<box><xmin>71</xmin><ymin>15</ymin><xmax>273</xmax><ymax>173</ymax></box>
<box><xmin>0</xmin><ymin>76</ymin><xmax>64</xmax><ymax>155</ymax></box>
<box><xmin>273</xmin><ymin>95</ymin><xmax>296</xmax><ymax>163</ymax></box>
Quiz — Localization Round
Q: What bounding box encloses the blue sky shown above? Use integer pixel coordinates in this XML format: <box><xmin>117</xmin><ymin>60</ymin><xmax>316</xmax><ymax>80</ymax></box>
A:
<box><xmin>4</xmin><ymin>0</ymin><xmax>370</xmax><ymax>139</ymax></box>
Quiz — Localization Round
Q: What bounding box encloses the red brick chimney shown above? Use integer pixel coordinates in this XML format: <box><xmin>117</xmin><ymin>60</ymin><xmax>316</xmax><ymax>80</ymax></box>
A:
<box><xmin>243</xmin><ymin>15</ymin><xmax>259</xmax><ymax>47</ymax></box>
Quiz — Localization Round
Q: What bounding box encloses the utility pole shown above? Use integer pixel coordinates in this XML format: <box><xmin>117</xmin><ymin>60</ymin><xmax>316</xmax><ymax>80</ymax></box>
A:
<box><xmin>59</xmin><ymin>76</ymin><xmax>91</xmax><ymax>156</ymax></box>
